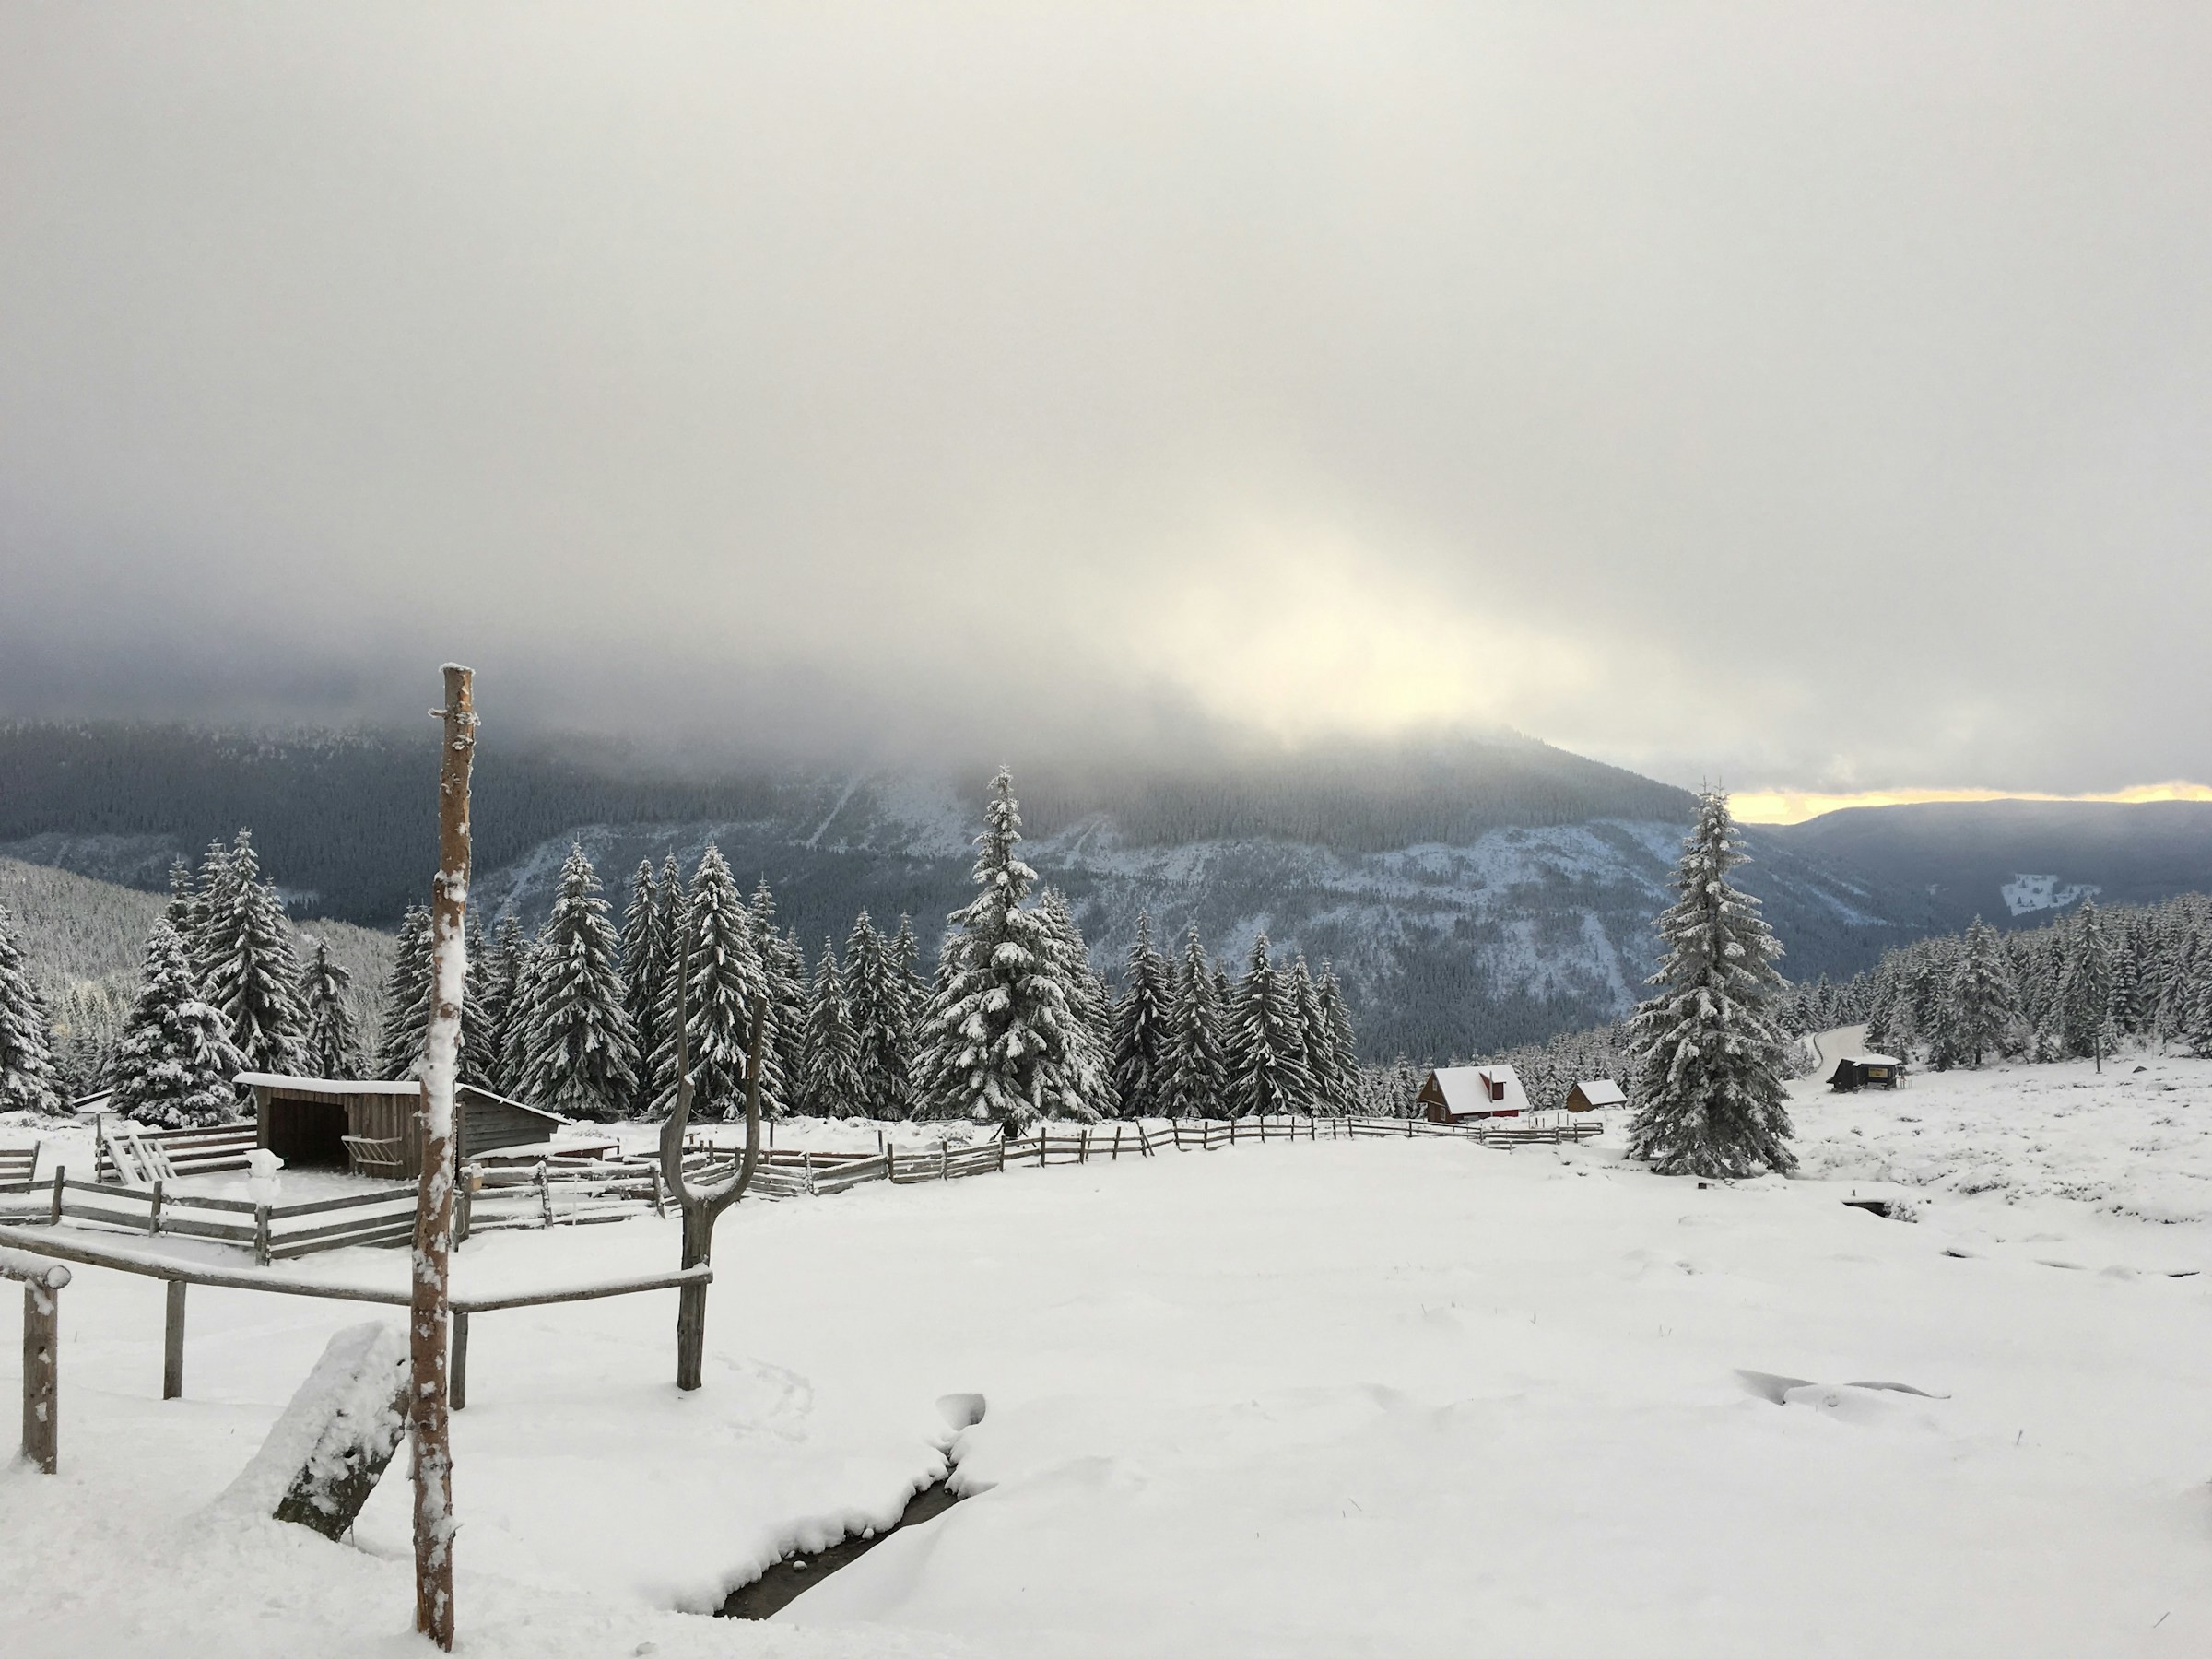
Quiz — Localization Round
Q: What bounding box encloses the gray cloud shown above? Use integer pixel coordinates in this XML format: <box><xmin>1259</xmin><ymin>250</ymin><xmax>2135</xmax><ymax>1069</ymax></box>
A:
<box><xmin>3</xmin><ymin>3</ymin><xmax>2206</xmax><ymax>792</ymax></box>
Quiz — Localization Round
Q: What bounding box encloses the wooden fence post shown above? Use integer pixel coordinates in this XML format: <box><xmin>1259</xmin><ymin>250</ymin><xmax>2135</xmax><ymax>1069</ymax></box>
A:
<box><xmin>253</xmin><ymin>1204</ymin><xmax>272</xmax><ymax>1267</ymax></box>
<box><xmin>939</xmin><ymin>1139</ymin><xmax>949</xmax><ymax>1182</ymax></box>
<box><xmin>537</xmin><ymin>1161</ymin><xmax>554</xmax><ymax>1230</ymax></box>
<box><xmin>996</xmin><ymin>1137</ymin><xmax>1006</xmax><ymax>1173</ymax></box>
<box><xmin>163</xmin><ymin>1279</ymin><xmax>187</xmax><ymax>1400</ymax></box>
<box><xmin>21</xmin><ymin>1272</ymin><xmax>63</xmax><ymax>1473</ymax></box>
<box><xmin>1112</xmin><ymin>1124</ymin><xmax>1122</xmax><ymax>1161</ymax></box>
<box><xmin>451</xmin><ymin>1311</ymin><xmax>470</xmax><ymax>1412</ymax></box>
<box><xmin>48</xmin><ymin>1166</ymin><xmax>64</xmax><ymax>1227</ymax></box>
<box><xmin>149</xmin><ymin>1177</ymin><xmax>165</xmax><ymax>1236</ymax></box>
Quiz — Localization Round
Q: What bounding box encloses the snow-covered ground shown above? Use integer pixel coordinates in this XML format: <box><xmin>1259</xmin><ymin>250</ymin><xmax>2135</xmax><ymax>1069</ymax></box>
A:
<box><xmin>6</xmin><ymin>1057</ymin><xmax>2212</xmax><ymax>1656</ymax></box>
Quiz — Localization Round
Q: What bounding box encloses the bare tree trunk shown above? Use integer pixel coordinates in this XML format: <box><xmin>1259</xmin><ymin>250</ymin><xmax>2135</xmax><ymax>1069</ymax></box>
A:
<box><xmin>411</xmin><ymin>664</ymin><xmax>475</xmax><ymax>1651</ymax></box>
<box><xmin>661</xmin><ymin>961</ymin><xmax>764</xmax><ymax>1393</ymax></box>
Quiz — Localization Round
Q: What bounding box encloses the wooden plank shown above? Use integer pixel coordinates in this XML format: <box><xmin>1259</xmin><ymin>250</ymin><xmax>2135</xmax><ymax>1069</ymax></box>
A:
<box><xmin>22</xmin><ymin>1276</ymin><xmax>61</xmax><ymax>1472</ymax></box>
<box><xmin>453</xmin><ymin>1265</ymin><xmax>711</xmax><ymax>1314</ymax></box>
<box><xmin>163</xmin><ymin>1280</ymin><xmax>186</xmax><ymax>1400</ymax></box>
<box><xmin>267</xmin><ymin>1188</ymin><xmax>419</xmax><ymax>1220</ymax></box>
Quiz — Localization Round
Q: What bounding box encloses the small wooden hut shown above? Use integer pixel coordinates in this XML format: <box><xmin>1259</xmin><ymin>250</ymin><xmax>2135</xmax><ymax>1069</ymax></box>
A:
<box><xmin>238</xmin><ymin>1073</ymin><xmax>570</xmax><ymax>1179</ymax></box>
<box><xmin>1826</xmin><ymin>1054</ymin><xmax>1903</xmax><ymax>1092</ymax></box>
<box><xmin>1563</xmin><ymin>1079</ymin><xmax>1625</xmax><ymax>1113</ymax></box>
<box><xmin>1418</xmin><ymin>1065</ymin><xmax>1529</xmax><ymax>1123</ymax></box>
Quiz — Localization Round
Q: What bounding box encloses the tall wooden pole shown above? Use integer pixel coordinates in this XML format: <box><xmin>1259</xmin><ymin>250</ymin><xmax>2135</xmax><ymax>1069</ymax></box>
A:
<box><xmin>412</xmin><ymin>664</ymin><xmax>475</xmax><ymax>1650</ymax></box>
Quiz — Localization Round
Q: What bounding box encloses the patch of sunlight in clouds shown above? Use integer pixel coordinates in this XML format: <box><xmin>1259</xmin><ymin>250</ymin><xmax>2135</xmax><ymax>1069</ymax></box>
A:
<box><xmin>1121</xmin><ymin>531</ymin><xmax>1594</xmax><ymax>742</ymax></box>
<box><xmin>1734</xmin><ymin>782</ymin><xmax>2212</xmax><ymax>825</ymax></box>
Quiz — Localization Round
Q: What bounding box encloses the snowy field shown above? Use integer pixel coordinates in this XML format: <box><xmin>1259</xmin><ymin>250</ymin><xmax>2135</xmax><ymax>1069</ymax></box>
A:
<box><xmin>6</xmin><ymin>1054</ymin><xmax>2212</xmax><ymax>1656</ymax></box>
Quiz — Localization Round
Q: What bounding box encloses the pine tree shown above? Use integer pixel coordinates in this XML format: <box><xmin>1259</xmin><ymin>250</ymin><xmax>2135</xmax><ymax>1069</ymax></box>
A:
<box><xmin>0</xmin><ymin>904</ymin><xmax>63</xmax><ymax>1114</ymax></box>
<box><xmin>654</xmin><ymin>844</ymin><xmax>772</xmax><ymax>1120</ymax></box>
<box><xmin>163</xmin><ymin>859</ymin><xmax>197</xmax><ymax>937</ymax></box>
<box><xmin>476</xmin><ymin>913</ymin><xmax>526</xmax><ymax>1094</ymax></box>
<box><xmin>188</xmin><ymin>837</ymin><xmax>237</xmax><ymax>983</ymax></box>
<box><xmin>620</xmin><ymin>860</ymin><xmax>665</xmax><ymax>1112</ymax></box>
<box><xmin>195</xmin><ymin>829</ymin><xmax>308</xmax><ymax>1076</ymax></box>
<box><xmin>2061</xmin><ymin>900</ymin><xmax>2116</xmax><ymax>1067</ymax></box>
<box><xmin>1313</xmin><ymin>961</ymin><xmax>1361</xmax><ymax>1114</ymax></box>
<box><xmin>458</xmin><ymin>912</ymin><xmax>495</xmax><ymax>1088</ymax></box>
<box><xmin>745</xmin><ymin>880</ymin><xmax>806</xmax><ymax>1119</ymax></box>
<box><xmin>1624</xmin><ymin>788</ymin><xmax>1795</xmax><ymax>1178</ymax></box>
<box><xmin>112</xmin><ymin>920</ymin><xmax>244</xmax><ymax>1128</ymax></box>
<box><xmin>516</xmin><ymin>845</ymin><xmax>639</xmax><ymax>1121</ymax></box>
<box><xmin>1160</xmin><ymin>925</ymin><xmax>1229</xmax><ymax>1120</ymax></box>
<box><xmin>1230</xmin><ymin>933</ymin><xmax>1312</xmax><ymax>1117</ymax></box>
<box><xmin>376</xmin><ymin>905</ymin><xmax>435</xmax><ymax>1080</ymax></box>
<box><xmin>1946</xmin><ymin>917</ymin><xmax>2018</xmax><ymax>1068</ymax></box>
<box><xmin>297</xmin><ymin>939</ymin><xmax>362</xmax><ymax>1077</ymax></box>
<box><xmin>845</xmin><ymin>912</ymin><xmax>913</xmax><ymax>1120</ymax></box>
<box><xmin>1288</xmin><ymin>954</ymin><xmax>1326</xmax><ymax>1113</ymax></box>
<box><xmin>799</xmin><ymin>938</ymin><xmax>863</xmax><ymax>1115</ymax></box>
<box><xmin>1108</xmin><ymin>912</ymin><xmax>1174</xmax><ymax>1119</ymax></box>
<box><xmin>1036</xmin><ymin>889</ymin><xmax>1114</xmax><ymax>1057</ymax></box>
<box><xmin>914</xmin><ymin>769</ymin><xmax>1102</xmax><ymax>1131</ymax></box>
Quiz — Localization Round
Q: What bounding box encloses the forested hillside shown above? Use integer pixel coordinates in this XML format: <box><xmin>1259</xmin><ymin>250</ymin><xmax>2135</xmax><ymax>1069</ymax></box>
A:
<box><xmin>0</xmin><ymin>856</ymin><xmax>393</xmax><ymax>1088</ymax></box>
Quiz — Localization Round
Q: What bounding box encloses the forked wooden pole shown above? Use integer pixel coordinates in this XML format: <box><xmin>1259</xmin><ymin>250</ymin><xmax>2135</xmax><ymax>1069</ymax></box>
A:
<box><xmin>412</xmin><ymin>664</ymin><xmax>475</xmax><ymax>1650</ymax></box>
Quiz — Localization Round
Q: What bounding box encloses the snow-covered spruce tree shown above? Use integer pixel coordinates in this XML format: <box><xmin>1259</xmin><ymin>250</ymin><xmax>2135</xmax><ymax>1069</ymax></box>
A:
<box><xmin>1230</xmin><ymin>933</ymin><xmax>1312</xmax><ymax>1118</ymax></box>
<box><xmin>844</xmin><ymin>912</ymin><xmax>912</xmax><ymax>1120</ymax></box>
<box><xmin>914</xmin><ymin>769</ymin><xmax>1102</xmax><ymax>1133</ymax></box>
<box><xmin>0</xmin><ymin>904</ymin><xmax>63</xmax><ymax>1114</ymax></box>
<box><xmin>1160</xmin><ymin>925</ymin><xmax>1229</xmax><ymax>1120</ymax></box>
<box><xmin>198</xmin><ymin>830</ymin><xmax>308</xmax><ymax>1077</ymax></box>
<box><xmin>620</xmin><ymin>860</ymin><xmax>665</xmax><ymax>1113</ymax></box>
<box><xmin>1946</xmin><ymin>917</ymin><xmax>2018</xmax><ymax>1068</ymax></box>
<box><xmin>1036</xmin><ymin>888</ymin><xmax>1115</xmax><ymax>1058</ymax></box>
<box><xmin>1623</xmin><ymin>788</ymin><xmax>1795</xmax><ymax>1178</ymax></box>
<box><xmin>375</xmin><ymin>905</ymin><xmax>435</xmax><ymax>1080</ymax></box>
<box><xmin>516</xmin><ymin>844</ymin><xmax>639</xmax><ymax>1121</ymax></box>
<box><xmin>2061</xmin><ymin>900</ymin><xmax>2116</xmax><ymax>1067</ymax></box>
<box><xmin>163</xmin><ymin>858</ymin><xmax>197</xmax><ymax>938</ymax></box>
<box><xmin>475</xmin><ymin>913</ymin><xmax>526</xmax><ymax>1095</ymax></box>
<box><xmin>112</xmin><ymin>919</ymin><xmax>245</xmax><ymax>1127</ymax></box>
<box><xmin>1288</xmin><ymin>954</ymin><xmax>1329</xmax><ymax>1113</ymax></box>
<box><xmin>1314</xmin><ymin>962</ymin><xmax>1362</xmax><ymax>1114</ymax></box>
<box><xmin>799</xmin><ymin>937</ymin><xmax>863</xmax><ymax>1115</ymax></box>
<box><xmin>653</xmin><ymin>844</ymin><xmax>773</xmax><ymax>1120</ymax></box>
<box><xmin>188</xmin><ymin>837</ymin><xmax>237</xmax><ymax>983</ymax></box>
<box><xmin>458</xmin><ymin>912</ymin><xmax>495</xmax><ymax>1088</ymax></box>
<box><xmin>745</xmin><ymin>880</ymin><xmax>806</xmax><ymax>1119</ymax></box>
<box><xmin>297</xmin><ymin>939</ymin><xmax>362</xmax><ymax>1077</ymax></box>
<box><xmin>1108</xmin><ymin>912</ymin><xmax>1174</xmax><ymax>1119</ymax></box>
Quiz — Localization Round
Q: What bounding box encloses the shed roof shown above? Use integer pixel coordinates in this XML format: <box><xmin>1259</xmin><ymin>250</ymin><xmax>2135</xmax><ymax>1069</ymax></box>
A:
<box><xmin>1571</xmin><ymin>1079</ymin><xmax>1627</xmax><ymax>1107</ymax></box>
<box><xmin>235</xmin><ymin>1072</ymin><xmax>425</xmax><ymax>1098</ymax></box>
<box><xmin>1840</xmin><ymin>1054</ymin><xmax>1903</xmax><ymax>1068</ymax></box>
<box><xmin>1425</xmin><ymin>1064</ymin><xmax>1530</xmax><ymax>1116</ymax></box>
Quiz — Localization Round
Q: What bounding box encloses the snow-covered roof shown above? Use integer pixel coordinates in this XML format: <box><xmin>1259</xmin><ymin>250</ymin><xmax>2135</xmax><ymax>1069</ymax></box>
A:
<box><xmin>1426</xmin><ymin>1065</ymin><xmax>1530</xmax><ymax>1116</ymax></box>
<box><xmin>1571</xmin><ymin>1079</ymin><xmax>1626</xmax><ymax>1107</ymax></box>
<box><xmin>233</xmin><ymin>1073</ymin><xmax>426</xmax><ymax>1098</ymax></box>
<box><xmin>1840</xmin><ymin>1054</ymin><xmax>1903</xmax><ymax>1068</ymax></box>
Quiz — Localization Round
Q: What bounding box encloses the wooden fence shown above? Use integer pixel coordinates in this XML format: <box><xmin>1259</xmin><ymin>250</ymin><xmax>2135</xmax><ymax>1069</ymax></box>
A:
<box><xmin>93</xmin><ymin>1117</ymin><xmax>259</xmax><ymax>1183</ymax></box>
<box><xmin>2</xmin><ymin>1243</ymin><xmax>70</xmax><ymax>1472</ymax></box>
<box><xmin>0</xmin><ymin>1221</ymin><xmax>708</xmax><ymax>1412</ymax></box>
<box><xmin>11</xmin><ymin>1166</ymin><xmax>419</xmax><ymax>1264</ymax></box>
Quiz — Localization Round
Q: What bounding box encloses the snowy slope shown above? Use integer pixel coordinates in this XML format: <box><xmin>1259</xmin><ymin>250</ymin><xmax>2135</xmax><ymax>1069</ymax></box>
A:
<box><xmin>5</xmin><ymin>1074</ymin><xmax>2211</xmax><ymax>1656</ymax></box>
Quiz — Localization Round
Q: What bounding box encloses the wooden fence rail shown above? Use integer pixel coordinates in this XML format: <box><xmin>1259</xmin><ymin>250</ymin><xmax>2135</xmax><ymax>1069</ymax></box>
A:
<box><xmin>0</xmin><ymin>1222</ymin><xmax>708</xmax><ymax>1411</ymax></box>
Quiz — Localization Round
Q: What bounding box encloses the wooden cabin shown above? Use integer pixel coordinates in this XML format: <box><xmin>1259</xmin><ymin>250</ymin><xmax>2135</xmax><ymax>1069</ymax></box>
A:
<box><xmin>237</xmin><ymin>1073</ymin><xmax>570</xmax><ymax>1179</ymax></box>
<box><xmin>1418</xmin><ymin>1064</ymin><xmax>1529</xmax><ymax>1123</ymax></box>
<box><xmin>1826</xmin><ymin>1054</ymin><xmax>1903</xmax><ymax>1092</ymax></box>
<box><xmin>1563</xmin><ymin>1079</ymin><xmax>1625</xmax><ymax>1113</ymax></box>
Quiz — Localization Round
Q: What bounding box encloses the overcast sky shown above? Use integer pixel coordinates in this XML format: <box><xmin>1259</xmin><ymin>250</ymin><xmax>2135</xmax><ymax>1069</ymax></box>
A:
<box><xmin>3</xmin><ymin>4</ymin><xmax>2206</xmax><ymax>804</ymax></box>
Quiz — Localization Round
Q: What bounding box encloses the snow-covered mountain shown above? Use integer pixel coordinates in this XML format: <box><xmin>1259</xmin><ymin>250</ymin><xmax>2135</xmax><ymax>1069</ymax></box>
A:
<box><xmin>471</xmin><ymin>775</ymin><xmax>1910</xmax><ymax>1061</ymax></box>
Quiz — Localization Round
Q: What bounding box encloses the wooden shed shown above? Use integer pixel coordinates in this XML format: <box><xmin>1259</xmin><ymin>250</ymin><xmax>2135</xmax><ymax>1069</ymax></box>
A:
<box><xmin>1826</xmin><ymin>1053</ymin><xmax>1903</xmax><ymax>1092</ymax></box>
<box><xmin>1418</xmin><ymin>1065</ymin><xmax>1529</xmax><ymax>1124</ymax></box>
<box><xmin>237</xmin><ymin>1073</ymin><xmax>570</xmax><ymax>1179</ymax></box>
<box><xmin>1563</xmin><ymin>1079</ymin><xmax>1626</xmax><ymax>1113</ymax></box>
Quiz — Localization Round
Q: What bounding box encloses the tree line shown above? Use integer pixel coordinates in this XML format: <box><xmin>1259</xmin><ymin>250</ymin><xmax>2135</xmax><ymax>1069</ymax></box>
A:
<box><xmin>1835</xmin><ymin>889</ymin><xmax>2212</xmax><ymax>1070</ymax></box>
<box><xmin>0</xmin><ymin>770</ymin><xmax>1365</xmax><ymax>1132</ymax></box>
